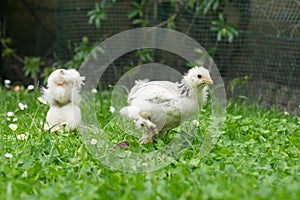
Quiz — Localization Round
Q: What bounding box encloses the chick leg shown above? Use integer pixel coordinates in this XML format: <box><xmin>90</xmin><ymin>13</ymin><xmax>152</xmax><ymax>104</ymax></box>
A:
<box><xmin>135</xmin><ymin>118</ymin><xmax>158</xmax><ymax>144</ymax></box>
<box><xmin>119</xmin><ymin>106</ymin><xmax>158</xmax><ymax>144</ymax></box>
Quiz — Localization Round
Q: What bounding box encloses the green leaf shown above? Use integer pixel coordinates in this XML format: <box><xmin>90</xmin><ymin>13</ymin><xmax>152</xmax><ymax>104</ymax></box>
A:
<box><xmin>95</xmin><ymin>17</ymin><xmax>101</xmax><ymax>28</ymax></box>
<box><xmin>128</xmin><ymin>10</ymin><xmax>138</xmax><ymax>18</ymax></box>
<box><xmin>219</xmin><ymin>13</ymin><xmax>224</xmax><ymax>21</ymax></box>
<box><xmin>131</xmin><ymin>2</ymin><xmax>140</xmax><ymax>8</ymax></box>
<box><xmin>203</xmin><ymin>0</ymin><xmax>214</xmax><ymax>15</ymax></box>
<box><xmin>88</xmin><ymin>15</ymin><xmax>95</xmax><ymax>24</ymax></box>
<box><xmin>2</xmin><ymin>48</ymin><xmax>15</xmax><ymax>58</ymax></box>
<box><xmin>95</xmin><ymin>2</ymin><xmax>100</xmax><ymax>11</ymax></box>
<box><xmin>228</xmin><ymin>32</ymin><xmax>234</xmax><ymax>43</ymax></box>
<box><xmin>213</xmin><ymin>0</ymin><xmax>219</xmax><ymax>11</ymax></box>
<box><xmin>4</xmin><ymin>37</ymin><xmax>13</xmax><ymax>45</ymax></box>
<box><xmin>217</xmin><ymin>31</ymin><xmax>222</xmax><ymax>41</ymax></box>
<box><xmin>132</xmin><ymin>19</ymin><xmax>145</xmax><ymax>25</ymax></box>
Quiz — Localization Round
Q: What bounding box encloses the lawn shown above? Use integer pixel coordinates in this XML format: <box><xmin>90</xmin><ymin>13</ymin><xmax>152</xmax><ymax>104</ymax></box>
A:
<box><xmin>0</xmin><ymin>86</ymin><xmax>299</xmax><ymax>200</ymax></box>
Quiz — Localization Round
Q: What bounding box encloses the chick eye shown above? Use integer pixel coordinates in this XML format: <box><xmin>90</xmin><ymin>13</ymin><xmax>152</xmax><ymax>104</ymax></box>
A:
<box><xmin>197</xmin><ymin>74</ymin><xmax>202</xmax><ymax>79</ymax></box>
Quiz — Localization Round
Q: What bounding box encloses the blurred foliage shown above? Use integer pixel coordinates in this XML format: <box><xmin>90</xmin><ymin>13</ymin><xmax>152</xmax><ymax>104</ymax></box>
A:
<box><xmin>227</xmin><ymin>76</ymin><xmax>249</xmax><ymax>97</ymax></box>
<box><xmin>211</xmin><ymin>14</ymin><xmax>239</xmax><ymax>43</ymax></box>
<box><xmin>1</xmin><ymin>0</ymin><xmax>239</xmax><ymax>85</ymax></box>
<box><xmin>23</xmin><ymin>57</ymin><xmax>44</xmax><ymax>81</ymax></box>
<box><xmin>0</xmin><ymin>34</ymin><xmax>44</xmax><ymax>84</ymax></box>
<box><xmin>87</xmin><ymin>1</ymin><xmax>113</xmax><ymax>29</ymax></box>
<box><xmin>136</xmin><ymin>49</ymin><xmax>154</xmax><ymax>64</ymax></box>
<box><xmin>64</xmin><ymin>37</ymin><xmax>96</xmax><ymax>70</ymax></box>
<box><xmin>127</xmin><ymin>0</ymin><xmax>149</xmax><ymax>27</ymax></box>
<box><xmin>1</xmin><ymin>38</ymin><xmax>16</xmax><ymax>58</ymax></box>
<box><xmin>194</xmin><ymin>0</ymin><xmax>220</xmax><ymax>15</ymax></box>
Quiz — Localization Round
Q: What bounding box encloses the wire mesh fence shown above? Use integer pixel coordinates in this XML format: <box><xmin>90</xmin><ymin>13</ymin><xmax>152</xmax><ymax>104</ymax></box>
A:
<box><xmin>1</xmin><ymin>0</ymin><xmax>300</xmax><ymax>114</ymax></box>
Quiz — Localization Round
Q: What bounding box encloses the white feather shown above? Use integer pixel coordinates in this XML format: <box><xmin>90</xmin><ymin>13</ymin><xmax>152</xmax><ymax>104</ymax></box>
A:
<box><xmin>46</xmin><ymin>103</ymin><xmax>82</xmax><ymax>131</ymax></box>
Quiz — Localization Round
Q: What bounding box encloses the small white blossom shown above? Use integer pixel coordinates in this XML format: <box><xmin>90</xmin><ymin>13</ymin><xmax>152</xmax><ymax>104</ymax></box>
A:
<box><xmin>4</xmin><ymin>153</ymin><xmax>13</xmax><ymax>159</ymax></box>
<box><xmin>6</xmin><ymin>118</ymin><xmax>11</xmax><ymax>121</ymax></box>
<box><xmin>8</xmin><ymin>124</ymin><xmax>18</xmax><ymax>131</ymax></box>
<box><xmin>17</xmin><ymin>133</ymin><xmax>28</xmax><ymax>140</ymax></box>
<box><xmin>7</xmin><ymin>112</ymin><xmax>14</xmax><ymax>117</ymax></box>
<box><xmin>109</xmin><ymin>106</ymin><xmax>115</xmax><ymax>113</ymax></box>
<box><xmin>37</xmin><ymin>96</ymin><xmax>47</xmax><ymax>104</ymax></box>
<box><xmin>43</xmin><ymin>124</ymin><xmax>50</xmax><ymax>131</ymax></box>
<box><xmin>4</xmin><ymin>79</ymin><xmax>11</xmax><ymax>85</ymax></box>
<box><xmin>91</xmin><ymin>88</ymin><xmax>98</xmax><ymax>93</ymax></box>
<box><xmin>284</xmin><ymin>111</ymin><xmax>289</xmax><ymax>115</ymax></box>
<box><xmin>50</xmin><ymin>126</ymin><xmax>60</xmax><ymax>132</ymax></box>
<box><xmin>27</xmin><ymin>85</ymin><xmax>35</xmax><ymax>91</ymax></box>
<box><xmin>192</xmin><ymin>119</ymin><xmax>200</xmax><ymax>127</ymax></box>
<box><xmin>91</xmin><ymin>139</ymin><xmax>97</xmax><ymax>145</ymax></box>
<box><xmin>13</xmin><ymin>118</ymin><xmax>18</xmax><ymax>122</ymax></box>
<box><xmin>18</xmin><ymin>103</ymin><xmax>28</xmax><ymax>110</ymax></box>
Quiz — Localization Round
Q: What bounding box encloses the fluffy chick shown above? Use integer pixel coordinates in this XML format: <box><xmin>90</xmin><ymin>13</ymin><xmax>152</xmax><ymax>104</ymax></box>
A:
<box><xmin>43</xmin><ymin>69</ymin><xmax>85</xmax><ymax>130</ymax></box>
<box><xmin>120</xmin><ymin>66</ymin><xmax>213</xmax><ymax>144</ymax></box>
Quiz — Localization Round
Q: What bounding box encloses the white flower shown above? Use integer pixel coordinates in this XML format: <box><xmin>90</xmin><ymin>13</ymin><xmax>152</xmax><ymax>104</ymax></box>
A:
<box><xmin>192</xmin><ymin>119</ymin><xmax>200</xmax><ymax>127</ymax></box>
<box><xmin>284</xmin><ymin>111</ymin><xmax>289</xmax><ymax>115</ymax></box>
<box><xmin>91</xmin><ymin>139</ymin><xmax>97</xmax><ymax>145</ymax></box>
<box><xmin>50</xmin><ymin>126</ymin><xmax>60</xmax><ymax>132</ymax></box>
<box><xmin>6</xmin><ymin>118</ymin><xmax>11</xmax><ymax>121</ymax></box>
<box><xmin>4</xmin><ymin>153</ymin><xmax>13</xmax><ymax>159</ymax></box>
<box><xmin>27</xmin><ymin>85</ymin><xmax>34</xmax><ymax>91</ymax></box>
<box><xmin>13</xmin><ymin>118</ymin><xmax>18</xmax><ymax>122</ymax></box>
<box><xmin>7</xmin><ymin>112</ymin><xmax>14</xmax><ymax>117</ymax></box>
<box><xmin>18</xmin><ymin>103</ymin><xmax>28</xmax><ymax>110</ymax></box>
<box><xmin>37</xmin><ymin>96</ymin><xmax>47</xmax><ymax>104</ymax></box>
<box><xmin>17</xmin><ymin>133</ymin><xmax>28</xmax><ymax>140</ymax></box>
<box><xmin>43</xmin><ymin>124</ymin><xmax>50</xmax><ymax>131</ymax></box>
<box><xmin>4</xmin><ymin>79</ymin><xmax>11</xmax><ymax>85</ymax></box>
<box><xmin>91</xmin><ymin>88</ymin><xmax>98</xmax><ymax>93</ymax></box>
<box><xmin>8</xmin><ymin>124</ymin><xmax>18</xmax><ymax>131</ymax></box>
<box><xmin>109</xmin><ymin>106</ymin><xmax>115</xmax><ymax>113</ymax></box>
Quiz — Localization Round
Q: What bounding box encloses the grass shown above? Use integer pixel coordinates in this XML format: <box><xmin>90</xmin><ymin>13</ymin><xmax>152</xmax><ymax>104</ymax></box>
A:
<box><xmin>0</xmin><ymin>86</ymin><xmax>299</xmax><ymax>200</ymax></box>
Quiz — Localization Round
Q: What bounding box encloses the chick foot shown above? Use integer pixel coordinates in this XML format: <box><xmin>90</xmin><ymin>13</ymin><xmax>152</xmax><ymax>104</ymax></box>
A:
<box><xmin>139</xmin><ymin>126</ymin><xmax>159</xmax><ymax>144</ymax></box>
<box><xmin>134</xmin><ymin>118</ymin><xmax>158</xmax><ymax>144</ymax></box>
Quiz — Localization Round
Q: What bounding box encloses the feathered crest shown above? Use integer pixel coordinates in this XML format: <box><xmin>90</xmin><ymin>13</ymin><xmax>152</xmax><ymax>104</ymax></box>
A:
<box><xmin>65</xmin><ymin>69</ymin><xmax>85</xmax><ymax>90</ymax></box>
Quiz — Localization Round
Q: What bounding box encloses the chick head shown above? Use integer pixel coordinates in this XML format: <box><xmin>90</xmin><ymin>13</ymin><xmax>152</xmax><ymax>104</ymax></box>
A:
<box><xmin>47</xmin><ymin>69</ymin><xmax>67</xmax><ymax>88</ymax></box>
<box><xmin>47</xmin><ymin>69</ymin><xmax>85</xmax><ymax>90</ymax></box>
<box><xmin>183</xmin><ymin>66</ymin><xmax>213</xmax><ymax>89</ymax></box>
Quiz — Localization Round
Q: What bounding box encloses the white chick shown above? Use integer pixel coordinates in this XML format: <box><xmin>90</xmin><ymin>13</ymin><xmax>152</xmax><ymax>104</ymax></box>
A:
<box><xmin>43</xmin><ymin>69</ymin><xmax>85</xmax><ymax>131</ymax></box>
<box><xmin>120</xmin><ymin>66</ymin><xmax>213</xmax><ymax>144</ymax></box>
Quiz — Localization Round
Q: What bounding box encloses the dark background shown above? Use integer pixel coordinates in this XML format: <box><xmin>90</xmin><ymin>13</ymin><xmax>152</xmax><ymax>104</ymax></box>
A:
<box><xmin>0</xmin><ymin>0</ymin><xmax>299</xmax><ymax>114</ymax></box>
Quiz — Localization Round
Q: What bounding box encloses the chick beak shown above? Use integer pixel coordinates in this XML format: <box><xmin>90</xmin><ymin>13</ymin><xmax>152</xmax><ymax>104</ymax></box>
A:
<box><xmin>57</xmin><ymin>82</ymin><xmax>64</xmax><ymax>86</ymax></box>
<box><xmin>203</xmin><ymin>77</ymin><xmax>213</xmax><ymax>85</ymax></box>
<box><xmin>56</xmin><ymin>77</ymin><xmax>65</xmax><ymax>86</ymax></box>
